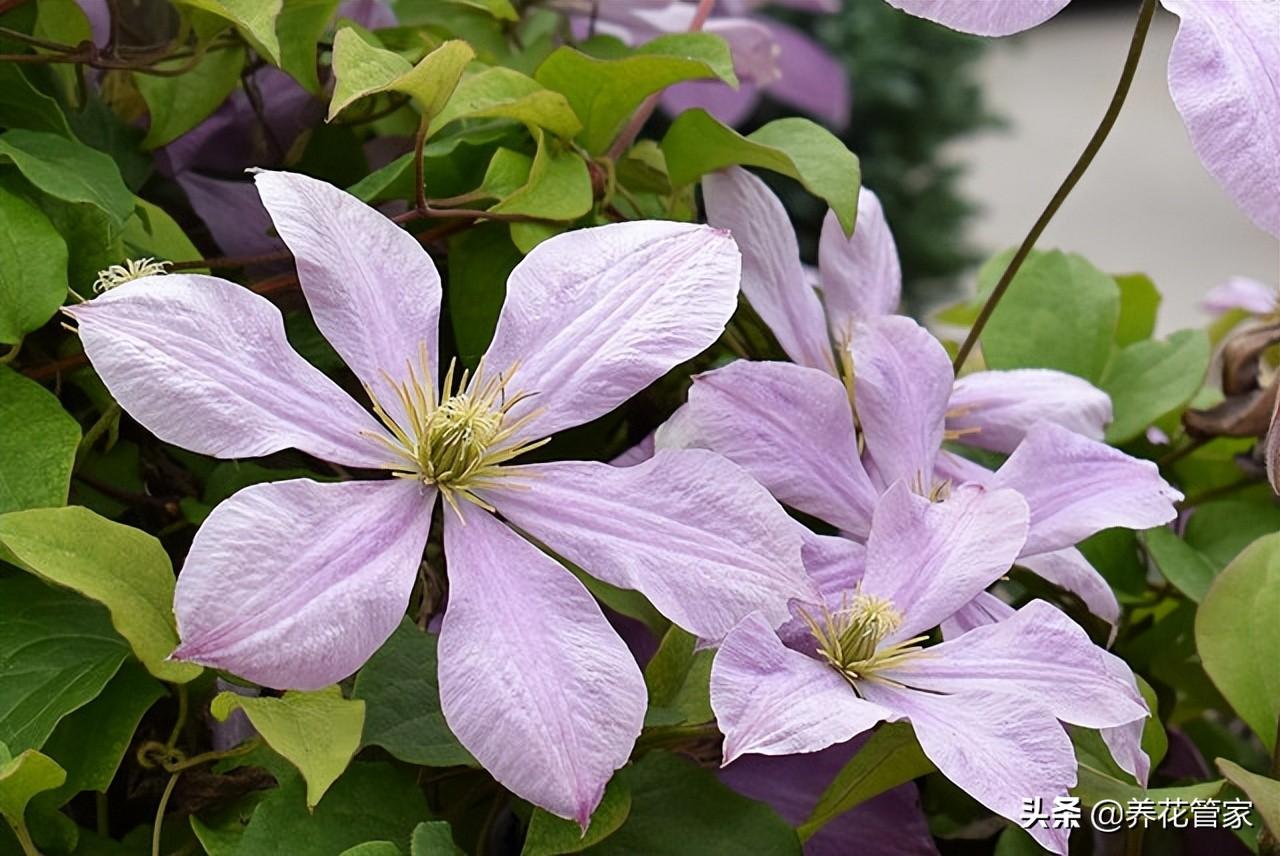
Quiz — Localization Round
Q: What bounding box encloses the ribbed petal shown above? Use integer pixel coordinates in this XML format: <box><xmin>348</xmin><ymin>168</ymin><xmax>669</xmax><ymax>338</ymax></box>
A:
<box><xmin>703</xmin><ymin>167</ymin><xmax>834</xmax><ymax>372</ymax></box>
<box><xmin>483</xmin><ymin>221</ymin><xmax>741</xmax><ymax>441</ymax></box>
<box><xmin>254</xmin><ymin>170</ymin><xmax>444</xmax><ymax>428</ymax></box>
<box><xmin>438</xmin><ymin>505</ymin><xmax>645</xmax><ymax>826</ymax></box>
<box><xmin>1201</xmin><ymin>276</ymin><xmax>1277</xmax><ymax>316</ymax></box>
<box><xmin>939</xmin><ymin>591</ymin><xmax>1015</xmax><ymax>640</ymax></box>
<box><xmin>1164</xmin><ymin>0</ymin><xmax>1280</xmax><ymax>237</ymax></box>
<box><xmin>861</xmin><ymin>482</ymin><xmax>1029</xmax><ymax>641</ymax></box>
<box><xmin>849</xmin><ymin>316</ymin><xmax>952</xmax><ymax>492</ymax></box>
<box><xmin>886</xmin><ymin>600</ymin><xmax>1147</xmax><ymax>730</ymax></box>
<box><xmin>481</xmin><ymin>450</ymin><xmax>813</xmax><ymax>640</ymax></box>
<box><xmin>683</xmin><ymin>360</ymin><xmax>878</xmax><ymax>537</ymax></box>
<box><xmin>990</xmin><ymin>422</ymin><xmax>1181</xmax><ymax>556</ymax></box>
<box><xmin>947</xmin><ymin>369</ymin><xmax>1112</xmax><ymax>454</ymax></box>
<box><xmin>67</xmin><ymin>275</ymin><xmax>392</xmax><ymax>468</ymax></box>
<box><xmin>711</xmin><ymin>613</ymin><xmax>891</xmax><ymax>763</ymax></box>
<box><xmin>861</xmin><ymin>682</ymin><xmax>1074</xmax><ymax>855</ymax></box>
<box><xmin>818</xmin><ymin>189</ymin><xmax>900</xmax><ymax>338</ymax></box>
<box><xmin>1018</xmin><ymin>547</ymin><xmax>1121</xmax><ymax>628</ymax></box>
<box><xmin>884</xmin><ymin>0</ymin><xmax>1072</xmax><ymax>37</ymax></box>
<box><xmin>172</xmin><ymin>478</ymin><xmax>433</xmax><ymax>689</ymax></box>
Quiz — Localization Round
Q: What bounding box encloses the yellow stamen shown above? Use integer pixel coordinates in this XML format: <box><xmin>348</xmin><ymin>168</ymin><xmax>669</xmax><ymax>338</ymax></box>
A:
<box><xmin>800</xmin><ymin>592</ymin><xmax>927</xmax><ymax>688</ymax></box>
<box><xmin>93</xmin><ymin>257</ymin><xmax>171</xmax><ymax>292</ymax></box>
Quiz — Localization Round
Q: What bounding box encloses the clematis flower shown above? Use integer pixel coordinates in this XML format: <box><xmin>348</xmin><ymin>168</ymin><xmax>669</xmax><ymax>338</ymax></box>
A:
<box><xmin>66</xmin><ymin>171</ymin><xmax>814</xmax><ymax>824</ymax></box>
<box><xmin>666</xmin><ymin>166</ymin><xmax>1176</xmax><ymax>626</ymax></box>
<box><xmin>710</xmin><ymin>480</ymin><xmax>1150</xmax><ymax>855</ymax></box>
<box><xmin>882</xmin><ymin>0</ymin><xmax>1280</xmax><ymax>238</ymax></box>
<box><xmin>1201</xmin><ymin>276</ymin><xmax>1277</xmax><ymax>318</ymax></box>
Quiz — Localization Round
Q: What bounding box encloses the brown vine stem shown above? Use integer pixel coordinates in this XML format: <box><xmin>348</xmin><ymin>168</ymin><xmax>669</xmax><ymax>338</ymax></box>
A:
<box><xmin>951</xmin><ymin>0</ymin><xmax>1158</xmax><ymax>373</ymax></box>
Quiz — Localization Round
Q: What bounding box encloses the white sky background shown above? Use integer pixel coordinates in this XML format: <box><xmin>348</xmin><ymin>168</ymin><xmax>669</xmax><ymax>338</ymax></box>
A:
<box><xmin>943</xmin><ymin>6</ymin><xmax>1279</xmax><ymax>333</ymax></box>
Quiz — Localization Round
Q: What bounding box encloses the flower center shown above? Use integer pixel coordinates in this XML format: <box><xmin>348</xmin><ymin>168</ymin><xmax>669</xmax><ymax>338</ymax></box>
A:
<box><xmin>94</xmin><ymin>257</ymin><xmax>171</xmax><ymax>292</ymax></box>
<box><xmin>800</xmin><ymin>592</ymin><xmax>927</xmax><ymax>687</ymax></box>
<box><xmin>365</xmin><ymin>346</ymin><xmax>546</xmax><ymax>512</ymax></box>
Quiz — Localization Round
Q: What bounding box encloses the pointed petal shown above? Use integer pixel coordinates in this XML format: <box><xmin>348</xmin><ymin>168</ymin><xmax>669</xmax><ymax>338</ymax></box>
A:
<box><xmin>850</xmin><ymin>316</ymin><xmax>952</xmax><ymax>491</ymax></box>
<box><xmin>818</xmin><ymin>189</ymin><xmax>900</xmax><ymax>337</ymax></box>
<box><xmin>777</xmin><ymin>530</ymin><xmax>867</xmax><ymax>651</ymax></box>
<box><xmin>67</xmin><ymin>275</ymin><xmax>393</xmax><ymax>468</ymax></box>
<box><xmin>481</xmin><ymin>450</ymin><xmax>813</xmax><ymax>640</ymax></box>
<box><xmin>483</xmin><ymin>221</ymin><xmax>741</xmax><ymax>440</ymax></box>
<box><xmin>254</xmin><ymin>170</ymin><xmax>443</xmax><ymax>426</ymax></box>
<box><xmin>947</xmin><ymin>369</ymin><xmax>1113</xmax><ymax>454</ymax></box>
<box><xmin>762</xmin><ymin>21</ymin><xmax>852</xmax><ymax>130</ymax></box>
<box><xmin>860</xmin><ymin>682</ymin><xmax>1074</xmax><ymax>855</ymax></box>
<box><xmin>889</xmin><ymin>600</ymin><xmax>1147</xmax><ymax>729</ymax></box>
<box><xmin>861</xmin><ymin>482</ymin><xmax>1028</xmax><ymax>641</ymax></box>
<box><xmin>683</xmin><ymin>360</ymin><xmax>878</xmax><ymax>537</ymax></box>
<box><xmin>175</xmin><ymin>174</ymin><xmax>282</xmax><ymax>258</ymax></box>
<box><xmin>1164</xmin><ymin>0</ymin><xmax>1280</xmax><ymax>238</ymax></box>
<box><xmin>1018</xmin><ymin>547</ymin><xmax>1121</xmax><ymax>628</ymax></box>
<box><xmin>661</xmin><ymin>80</ymin><xmax>762</xmax><ymax>128</ymax></box>
<box><xmin>939</xmin><ymin>591</ymin><xmax>1015</xmax><ymax>640</ymax></box>
<box><xmin>711</xmin><ymin>613</ymin><xmax>891</xmax><ymax>762</ymax></box>
<box><xmin>990</xmin><ymin>422</ymin><xmax>1182</xmax><ymax>556</ymax></box>
<box><xmin>1201</xmin><ymin>276</ymin><xmax>1277</xmax><ymax>316</ymax></box>
<box><xmin>438</xmin><ymin>506</ymin><xmax>645</xmax><ymax>825</ymax></box>
<box><xmin>1099</xmin><ymin>648</ymin><xmax>1152</xmax><ymax>786</ymax></box>
<box><xmin>884</xmin><ymin>0</ymin><xmax>1071</xmax><ymax>37</ymax></box>
<box><xmin>172</xmin><ymin>478</ymin><xmax>432</xmax><ymax>689</ymax></box>
<box><xmin>702</xmin><ymin>167</ymin><xmax>834</xmax><ymax>372</ymax></box>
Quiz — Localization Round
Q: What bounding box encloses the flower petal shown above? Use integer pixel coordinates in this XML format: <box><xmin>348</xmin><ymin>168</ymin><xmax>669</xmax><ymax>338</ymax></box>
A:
<box><xmin>849</xmin><ymin>316</ymin><xmax>952</xmax><ymax>491</ymax></box>
<box><xmin>702</xmin><ymin>167</ymin><xmax>834</xmax><ymax>372</ymax></box>
<box><xmin>682</xmin><ymin>360</ymin><xmax>878</xmax><ymax>537</ymax></box>
<box><xmin>861</xmin><ymin>482</ymin><xmax>1029</xmax><ymax>641</ymax></box>
<box><xmin>438</xmin><ymin>505</ymin><xmax>645</xmax><ymax>826</ymax></box>
<box><xmin>818</xmin><ymin>189</ymin><xmax>900</xmax><ymax>336</ymax></box>
<box><xmin>174</xmin><ymin>173</ymin><xmax>282</xmax><ymax>259</ymax></box>
<box><xmin>1100</xmin><ymin>648</ymin><xmax>1152</xmax><ymax>786</ymax></box>
<box><xmin>661</xmin><ymin>80</ymin><xmax>762</xmax><ymax>128</ymax></box>
<box><xmin>481</xmin><ymin>450</ymin><xmax>813</xmax><ymax>641</ymax></box>
<box><xmin>1201</xmin><ymin>276</ymin><xmax>1277</xmax><ymax>316</ymax></box>
<box><xmin>939</xmin><ymin>591</ymin><xmax>1015</xmax><ymax>640</ymax></box>
<box><xmin>711</xmin><ymin>612</ymin><xmax>891</xmax><ymax>763</ymax></box>
<box><xmin>1164</xmin><ymin>0</ymin><xmax>1280</xmax><ymax>237</ymax></box>
<box><xmin>254</xmin><ymin>170</ymin><xmax>443</xmax><ymax>426</ymax></box>
<box><xmin>888</xmin><ymin>600</ymin><xmax>1147</xmax><ymax>729</ymax></box>
<box><xmin>947</xmin><ymin>369</ymin><xmax>1113</xmax><ymax>454</ymax></box>
<box><xmin>172</xmin><ymin>478</ymin><xmax>432</xmax><ymax>689</ymax></box>
<box><xmin>1017</xmin><ymin>547</ymin><xmax>1121</xmax><ymax>628</ymax></box>
<box><xmin>67</xmin><ymin>275</ymin><xmax>392</xmax><ymax>468</ymax></box>
<box><xmin>884</xmin><ymin>0</ymin><xmax>1072</xmax><ymax>37</ymax></box>
<box><xmin>990</xmin><ymin>422</ymin><xmax>1182</xmax><ymax>556</ymax></box>
<box><xmin>762</xmin><ymin>21</ymin><xmax>852</xmax><ymax>130</ymax></box>
<box><xmin>860</xmin><ymin>682</ymin><xmax>1074</xmax><ymax>856</ymax></box>
<box><xmin>483</xmin><ymin>221</ymin><xmax>741</xmax><ymax>440</ymax></box>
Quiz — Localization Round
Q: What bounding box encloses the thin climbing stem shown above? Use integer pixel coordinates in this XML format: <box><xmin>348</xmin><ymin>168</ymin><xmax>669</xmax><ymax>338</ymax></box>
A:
<box><xmin>152</xmin><ymin>773</ymin><xmax>180</xmax><ymax>856</ymax></box>
<box><xmin>951</xmin><ymin>0</ymin><xmax>1158</xmax><ymax>373</ymax></box>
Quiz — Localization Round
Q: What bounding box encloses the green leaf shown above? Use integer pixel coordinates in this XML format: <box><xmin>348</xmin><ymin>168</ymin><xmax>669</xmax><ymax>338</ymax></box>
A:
<box><xmin>523</xmin><ymin>777</ymin><xmax>630</xmax><ymax>855</ymax></box>
<box><xmin>433</xmin><ymin>66</ymin><xmax>582</xmax><ymax>139</ymax></box>
<box><xmin>340</xmin><ymin>843</ymin><xmax>402</xmax><ymax>856</ymax></box>
<box><xmin>1196</xmin><ymin>532</ymin><xmax>1280</xmax><ymax>752</ymax></box>
<box><xmin>276</xmin><ymin>0</ymin><xmax>341</xmax><ymax>93</ymax></box>
<box><xmin>328</xmin><ymin>30</ymin><xmax>475</xmax><ymax>121</ymax></box>
<box><xmin>1099</xmin><ymin>329</ymin><xmax>1210</xmax><ymax>443</ymax></box>
<box><xmin>0</xmin><ymin>64</ymin><xmax>72</xmax><ymax>136</ymax></box>
<box><xmin>211</xmin><ymin>686</ymin><xmax>365</xmax><ymax>809</ymax></box>
<box><xmin>0</xmin><ymin>129</ymin><xmax>134</xmax><ymax>224</ymax></box>
<box><xmin>0</xmin><ymin>506</ymin><xmax>202</xmax><ymax>683</ymax></box>
<box><xmin>0</xmin><ymin>184</ymin><xmax>68</xmax><ymax>344</ymax></box>
<box><xmin>661</xmin><ymin>110</ymin><xmax>862</xmax><ymax>235</ymax></box>
<box><xmin>490</xmin><ymin>133</ymin><xmax>592</xmax><ymax>220</ymax></box>
<box><xmin>38</xmin><ymin>196</ymin><xmax>124</xmax><ymax>293</ymax></box>
<box><xmin>443</xmin><ymin>0</ymin><xmax>517</xmax><ymax>19</ymax></box>
<box><xmin>1216</xmin><ymin>758</ymin><xmax>1280</xmax><ymax>839</ymax></box>
<box><xmin>1185</xmin><ymin>499</ymin><xmax>1280</xmax><ymax>569</ymax></box>
<box><xmin>1113</xmin><ymin>273</ymin><xmax>1161</xmax><ymax>346</ymax></box>
<box><xmin>122</xmin><ymin>197</ymin><xmax>203</xmax><ymax>264</ymax></box>
<box><xmin>135</xmin><ymin>46</ymin><xmax>247</xmax><ymax>148</ymax></box>
<box><xmin>980</xmin><ymin>250</ymin><xmax>1120</xmax><ymax>382</ymax></box>
<box><xmin>1073</xmin><ymin>764</ymin><xmax>1223</xmax><ymax>809</ymax></box>
<box><xmin>536</xmin><ymin>34</ymin><xmax>736</xmax><ymax>154</ymax></box>
<box><xmin>189</xmin><ymin>790</ymin><xmax>270</xmax><ymax>856</ymax></box>
<box><xmin>642</xmin><ymin>626</ymin><xmax>712</xmax><ymax>727</ymax></box>
<box><xmin>587</xmin><ymin>751</ymin><xmax>798</xmax><ymax>855</ymax></box>
<box><xmin>33</xmin><ymin>661</ymin><xmax>164</xmax><ymax>808</ymax></box>
<box><xmin>448</xmin><ymin>222</ymin><xmax>522</xmax><ymax>367</ymax></box>
<box><xmin>0</xmin><ymin>575</ymin><xmax>129</xmax><ymax>753</ymax></box>
<box><xmin>0</xmin><ymin>368</ymin><xmax>78</xmax><ymax>512</ymax></box>
<box><xmin>800</xmin><ymin>722</ymin><xmax>933</xmax><ymax>840</ymax></box>
<box><xmin>1141</xmin><ymin>527</ymin><xmax>1217</xmax><ymax>602</ymax></box>
<box><xmin>234</xmin><ymin>762</ymin><xmax>430</xmax><ymax>856</ymax></box>
<box><xmin>175</xmin><ymin>0</ymin><xmax>283</xmax><ymax>64</ymax></box>
<box><xmin>352</xmin><ymin>620</ymin><xmax>473</xmax><ymax>767</ymax></box>
<box><xmin>411</xmin><ymin>821</ymin><xmax>461</xmax><ymax>856</ymax></box>
<box><xmin>0</xmin><ymin>744</ymin><xmax>65</xmax><ymax>845</ymax></box>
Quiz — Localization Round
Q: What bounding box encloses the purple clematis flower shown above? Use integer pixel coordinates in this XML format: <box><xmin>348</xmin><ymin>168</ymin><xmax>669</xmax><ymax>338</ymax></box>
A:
<box><xmin>883</xmin><ymin>0</ymin><xmax>1280</xmax><ymax>238</ymax></box>
<box><xmin>670</xmin><ymin>166</ymin><xmax>1176</xmax><ymax>627</ymax></box>
<box><xmin>1201</xmin><ymin>275</ymin><xmax>1277</xmax><ymax>317</ymax></box>
<box><xmin>65</xmin><ymin>172</ymin><xmax>815</xmax><ymax>824</ymax></box>
<box><xmin>710</xmin><ymin>480</ymin><xmax>1151</xmax><ymax>855</ymax></box>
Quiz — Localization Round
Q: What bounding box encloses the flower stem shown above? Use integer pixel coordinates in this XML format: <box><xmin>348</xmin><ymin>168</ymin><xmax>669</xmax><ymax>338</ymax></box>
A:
<box><xmin>951</xmin><ymin>0</ymin><xmax>1158</xmax><ymax>373</ymax></box>
<box><xmin>151</xmin><ymin>772</ymin><xmax>180</xmax><ymax>856</ymax></box>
